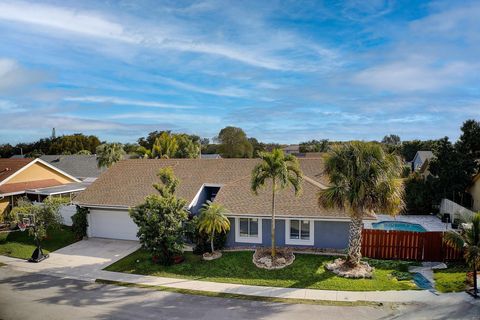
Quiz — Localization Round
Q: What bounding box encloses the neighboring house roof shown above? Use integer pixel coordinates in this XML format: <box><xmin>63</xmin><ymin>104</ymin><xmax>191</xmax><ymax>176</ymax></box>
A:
<box><xmin>0</xmin><ymin>158</ymin><xmax>81</xmax><ymax>194</ymax></box>
<box><xmin>413</xmin><ymin>151</ymin><xmax>434</xmax><ymax>164</ymax></box>
<box><xmin>282</xmin><ymin>145</ymin><xmax>300</xmax><ymax>152</ymax></box>
<box><xmin>75</xmin><ymin>158</ymin><xmax>356</xmax><ymax>219</ymax></box>
<box><xmin>40</xmin><ymin>155</ymin><xmax>105</xmax><ymax>179</ymax></box>
<box><xmin>0</xmin><ymin>158</ymin><xmax>35</xmax><ymax>183</ymax></box>
<box><xmin>200</xmin><ymin>154</ymin><xmax>222</xmax><ymax>159</ymax></box>
<box><xmin>9</xmin><ymin>155</ymin><xmax>25</xmax><ymax>159</ymax></box>
<box><xmin>0</xmin><ymin>179</ymin><xmax>62</xmax><ymax>195</ymax></box>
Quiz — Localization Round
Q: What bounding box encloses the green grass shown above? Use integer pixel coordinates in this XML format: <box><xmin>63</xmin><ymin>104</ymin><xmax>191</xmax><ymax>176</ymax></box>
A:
<box><xmin>434</xmin><ymin>265</ymin><xmax>468</xmax><ymax>293</ymax></box>
<box><xmin>105</xmin><ymin>249</ymin><xmax>419</xmax><ymax>291</ymax></box>
<box><xmin>0</xmin><ymin>226</ymin><xmax>77</xmax><ymax>260</ymax></box>
<box><xmin>95</xmin><ymin>279</ymin><xmax>387</xmax><ymax>307</ymax></box>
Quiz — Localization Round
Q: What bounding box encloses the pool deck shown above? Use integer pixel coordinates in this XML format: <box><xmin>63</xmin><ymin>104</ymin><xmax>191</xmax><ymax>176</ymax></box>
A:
<box><xmin>364</xmin><ymin>214</ymin><xmax>452</xmax><ymax>232</ymax></box>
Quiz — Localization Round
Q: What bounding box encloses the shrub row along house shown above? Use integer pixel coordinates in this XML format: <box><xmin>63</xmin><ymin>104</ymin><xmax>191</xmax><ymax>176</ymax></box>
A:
<box><xmin>75</xmin><ymin>158</ymin><xmax>361</xmax><ymax>249</ymax></box>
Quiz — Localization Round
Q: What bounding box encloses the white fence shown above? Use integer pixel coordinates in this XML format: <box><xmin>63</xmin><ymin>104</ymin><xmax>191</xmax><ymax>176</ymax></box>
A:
<box><xmin>440</xmin><ymin>198</ymin><xmax>474</xmax><ymax>220</ymax></box>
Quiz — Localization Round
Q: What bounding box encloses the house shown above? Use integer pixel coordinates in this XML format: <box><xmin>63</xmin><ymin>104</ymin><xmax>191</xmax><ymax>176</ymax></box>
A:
<box><xmin>468</xmin><ymin>173</ymin><xmax>480</xmax><ymax>212</ymax></box>
<box><xmin>0</xmin><ymin>158</ymin><xmax>83</xmax><ymax>219</ymax></box>
<box><xmin>40</xmin><ymin>155</ymin><xmax>105</xmax><ymax>183</ymax></box>
<box><xmin>75</xmin><ymin>158</ymin><xmax>361</xmax><ymax>249</ymax></box>
<box><xmin>411</xmin><ymin>151</ymin><xmax>434</xmax><ymax>178</ymax></box>
<box><xmin>282</xmin><ymin>145</ymin><xmax>300</xmax><ymax>155</ymax></box>
<box><xmin>200</xmin><ymin>154</ymin><xmax>222</xmax><ymax>159</ymax></box>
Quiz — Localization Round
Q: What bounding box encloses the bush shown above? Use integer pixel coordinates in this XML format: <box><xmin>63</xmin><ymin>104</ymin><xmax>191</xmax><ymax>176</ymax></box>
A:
<box><xmin>391</xmin><ymin>270</ymin><xmax>413</xmax><ymax>281</ymax></box>
<box><xmin>184</xmin><ymin>217</ymin><xmax>227</xmax><ymax>254</ymax></box>
<box><xmin>71</xmin><ymin>206</ymin><xmax>89</xmax><ymax>240</ymax></box>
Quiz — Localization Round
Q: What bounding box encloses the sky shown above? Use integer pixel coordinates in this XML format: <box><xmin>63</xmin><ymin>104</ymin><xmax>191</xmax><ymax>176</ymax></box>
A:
<box><xmin>0</xmin><ymin>0</ymin><xmax>479</xmax><ymax>144</ymax></box>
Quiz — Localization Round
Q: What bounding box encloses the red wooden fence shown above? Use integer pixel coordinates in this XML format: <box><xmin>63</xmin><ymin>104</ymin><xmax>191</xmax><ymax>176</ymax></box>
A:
<box><xmin>361</xmin><ymin>229</ymin><xmax>463</xmax><ymax>261</ymax></box>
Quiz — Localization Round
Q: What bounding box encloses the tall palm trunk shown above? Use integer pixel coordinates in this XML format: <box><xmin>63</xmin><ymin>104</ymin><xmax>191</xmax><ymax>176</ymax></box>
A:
<box><xmin>271</xmin><ymin>178</ymin><xmax>276</xmax><ymax>257</ymax></box>
<box><xmin>211</xmin><ymin>229</ymin><xmax>215</xmax><ymax>253</ymax></box>
<box><xmin>346</xmin><ymin>213</ymin><xmax>363</xmax><ymax>267</ymax></box>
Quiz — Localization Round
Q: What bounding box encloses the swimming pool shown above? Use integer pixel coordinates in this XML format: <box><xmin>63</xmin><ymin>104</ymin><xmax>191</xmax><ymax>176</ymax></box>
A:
<box><xmin>371</xmin><ymin>221</ymin><xmax>427</xmax><ymax>232</ymax></box>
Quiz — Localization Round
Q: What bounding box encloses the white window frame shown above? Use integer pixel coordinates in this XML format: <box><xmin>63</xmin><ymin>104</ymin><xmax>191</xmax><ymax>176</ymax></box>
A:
<box><xmin>285</xmin><ymin>219</ymin><xmax>314</xmax><ymax>246</ymax></box>
<box><xmin>235</xmin><ymin>217</ymin><xmax>262</xmax><ymax>244</ymax></box>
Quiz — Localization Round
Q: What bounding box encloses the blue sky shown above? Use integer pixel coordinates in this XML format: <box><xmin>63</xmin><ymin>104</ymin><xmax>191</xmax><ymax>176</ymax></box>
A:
<box><xmin>0</xmin><ymin>0</ymin><xmax>479</xmax><ymax>144</ymax></box>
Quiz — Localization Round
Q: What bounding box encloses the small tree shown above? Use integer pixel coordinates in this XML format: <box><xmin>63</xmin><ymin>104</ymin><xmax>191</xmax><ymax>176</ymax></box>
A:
<box><xmin>96</xmin><ymin>143</ymin><xmax>125</xmax><ymax>168</ymax></box>
<box><xmin>129</xmin><ymin>167</ymin><xmax>188</xmax><ymax>265</ymax></box>
<box><xmin>72</xmin><ymin>206</ymin><xmax>89</xmax><ymax>240</ymax></box>
<box><xmin>12</xmin><ymin>196</ymin><xmax>68</xmax><ymax>262</ymax></box>
<box><xmin>197</xmin><ymin>201</ymin><xmax>230</xmax><ymax>254</ymax></box>
<box><xmin>443</xmin><ymin>213</ymin><xmax>480</xmax><ymax>298</ymax></box>
<box><xmin>251</xmin><ymin>149</ymin><xmax>302</xmax><ymax>257</ymax></box>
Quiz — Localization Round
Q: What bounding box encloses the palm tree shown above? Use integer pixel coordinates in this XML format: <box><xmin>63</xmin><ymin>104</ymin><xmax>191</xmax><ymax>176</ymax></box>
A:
<box><xmin>318</xmin><ymin>141</ymin><xmax>404</xmax><ymax>267</ymax></box>
<box><xmin>96</xmin><ymin>143</ymin><xmax>126</xmax><ymax>168</ymax></box>
<box><xmin>251</xmin><ymin>149</ymin><xmax>302</xmax><ymax>257</ymax></box>
<box><xmin>197</xmin><ymin>201</ymin><xmax>230</xmax><ymax>254</ymax></box>
<box><xmin>444</xmin><ymin>212</ymin><xmax>480</xmax><ymax>298</ymax></box>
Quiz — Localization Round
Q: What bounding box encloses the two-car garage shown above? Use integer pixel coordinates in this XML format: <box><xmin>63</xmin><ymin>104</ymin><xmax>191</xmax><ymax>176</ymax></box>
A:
<box><xmin>87</xmin><ymin>208</ymin><xmax>139</xmax><ymax>241</ymax></box>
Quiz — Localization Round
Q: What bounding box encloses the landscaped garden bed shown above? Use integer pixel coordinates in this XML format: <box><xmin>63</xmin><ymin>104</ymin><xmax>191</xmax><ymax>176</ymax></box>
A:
<box><xmin>0</xmin><ymin>226</ymin><xmax>77</xmax><ymax>260</ymax></box>
<box><xmin>105</xmin><ymin>249</ymin><xmax>420</xmax><ymax>291</ymax></box>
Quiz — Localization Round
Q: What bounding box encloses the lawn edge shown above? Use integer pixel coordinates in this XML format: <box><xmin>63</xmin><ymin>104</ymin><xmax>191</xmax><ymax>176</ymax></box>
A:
<box><xmin>95</xmin><ymin>279</ymin><xmax>393</xmax><ymax>307</ymax></box>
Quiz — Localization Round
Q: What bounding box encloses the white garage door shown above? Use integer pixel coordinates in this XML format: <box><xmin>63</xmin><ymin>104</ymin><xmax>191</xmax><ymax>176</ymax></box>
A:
<box><xmin>88</xmin><ymin>209</ymin><xmax>138</xmax><ymax>240</ymax></box>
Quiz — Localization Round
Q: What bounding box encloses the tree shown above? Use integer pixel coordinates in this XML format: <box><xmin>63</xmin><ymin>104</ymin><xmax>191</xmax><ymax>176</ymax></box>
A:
<box><xmin>251</xmin><ymin>149</ymin><xmax>302</xmax><ymax>257</ymax></box>
<box><xmin>429</xmin><ymin>137</ymin><xmax>475</xmax><ymax>205</ymax></box>
<box><xmin>11</xmin><ymin>196</ymin><xmax>68</xmax><ymax>261</ymax></box>
<box><xmin>318</xmin><ymin>142</ymin><xmax>404</xmax><ymax>267</ymax></box>
<box><xmin>129</xmin><ymin>167</ymin><xmax>188</xmax><ymax>265</ymax></box>
<box><xmin>217</xmin><ymin>126</ymin><xmax>253</xmax><ymax>158</ymax></box>
<box><xmin>96</xmin><ymin>143</ymin><xmax>125</xmax><ymax>168</ymax></box>
<box><xmin>381</xmin><ymin>134</ymin><xmax>401</xmax><ymax>145</ymax></box>
<box><xmin>400</xmin><ymin>139</ymin><xmax>437</xmax><ymax>162</ymax></box>
<box><xmin>152</xmin><ymin>132</ymin><xmax>178</xmax><ymax>158</ymax></box>
<box><xmin>136</xmin><ymin>131</ymin><xmax>199</xmax><ymax>159</ymax></box>
<box><xmin>443</xmin><ymin>212</ymin><xmax>480</xmax><ymax>298</ymax></box>
<box><xmin>456</xmin><ymin>119</ymin><xmax>480</xmax><ymax>173</ymax></box>
<box><xmin>299</xmin><ymin>139</ymin><xmax>330</xmax><ymax>153</ymax></box>
<box><xmin>197</xmin><ymin>201</ymin><xmax>230</xmax><ymax>254</ymax></box>
<box><xmin>76</xmin><ymin>150</ymin><xmax>92</xmax><ymax>155</ymax></box>
<box><xmin>404</xmin><ymin>174</ymin><xmax>434</xmax><ymax>213</ymax></box>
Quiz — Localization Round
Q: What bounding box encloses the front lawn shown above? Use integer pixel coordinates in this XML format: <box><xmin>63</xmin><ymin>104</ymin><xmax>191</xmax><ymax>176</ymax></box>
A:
<box><xmin>434</xmin><ymin>265</ymin><xmax>468</xmax><ymax>293</ymax></box>
<box><xmin>105</xmin><ymin>250</ymin><xmax>418</xmax><ymax>291</ymax></box>
<box><xmin>0</xmin><ymin>226</ymin><xmax>77</xmax><ymax>260</ymax></box>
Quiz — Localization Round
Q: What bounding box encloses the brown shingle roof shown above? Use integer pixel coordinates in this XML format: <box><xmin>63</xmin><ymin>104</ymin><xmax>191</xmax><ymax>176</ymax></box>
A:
<box><xmin>75</xmin><ymin>158</ymin><xmax>349</xmax><ymax>219</ymax></box>
<box><xmin>0</xmin><ymin>158</ymin><xmax>35</xmax><ymax>184</ymax></box>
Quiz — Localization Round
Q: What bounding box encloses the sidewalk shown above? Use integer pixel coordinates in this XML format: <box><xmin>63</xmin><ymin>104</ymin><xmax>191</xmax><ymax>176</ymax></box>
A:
<box><xmin>1</xmin><ymin>254</ymin><xmax>473</xmax><ymax>304</ymax></box>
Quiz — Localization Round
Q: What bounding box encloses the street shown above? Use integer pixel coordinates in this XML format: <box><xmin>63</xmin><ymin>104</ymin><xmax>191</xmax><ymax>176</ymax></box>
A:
<box><xmin>0</xmin><ymin>268</ymin><xmax>478</xmax><ymax>320</ymax></box>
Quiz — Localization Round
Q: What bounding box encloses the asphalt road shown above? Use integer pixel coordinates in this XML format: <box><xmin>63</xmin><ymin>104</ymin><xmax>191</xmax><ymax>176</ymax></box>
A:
<box><xmin>0</xmin><ymin>267</ymin><xmax>478</xmax><ymax>320</ymax></box>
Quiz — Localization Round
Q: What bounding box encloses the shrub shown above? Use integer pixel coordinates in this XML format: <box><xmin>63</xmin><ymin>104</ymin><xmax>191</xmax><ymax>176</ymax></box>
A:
<box><xmin>71</xmin><ymin>206</ymin><xmax>89</xmax><ymax>240</ymax></box>
<box><xmin>184</xmin><ymin>217</ymin><xmax>228</xmax><ymax>254</ymax></box>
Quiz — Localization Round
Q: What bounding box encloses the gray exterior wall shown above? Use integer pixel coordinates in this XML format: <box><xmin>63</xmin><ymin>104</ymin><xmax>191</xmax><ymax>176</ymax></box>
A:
<box><xmin>226</xmin><ymin>217</ymin><xmax>349</xmax><ymax>249</ymax></box>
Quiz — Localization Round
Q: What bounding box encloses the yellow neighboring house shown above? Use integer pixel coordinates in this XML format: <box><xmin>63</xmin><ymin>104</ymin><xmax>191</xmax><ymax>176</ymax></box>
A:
<box><xmin>469</xmin><ymin>173</ymin><xmax>480</xmax><ymax>212</ymax></box>
<box><xmin>0</xmin><ymin>158</ymin><xmax>82</xmax><ymax>220</ymax></box>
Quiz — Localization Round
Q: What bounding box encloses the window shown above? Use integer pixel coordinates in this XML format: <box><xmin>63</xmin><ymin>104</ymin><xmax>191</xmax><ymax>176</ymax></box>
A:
<box><xmin>285</xmin><ymin>219</ymin><xmax>314</xmax><ymax>245</ymax></box>
<box><xmin>235</xmin><ymin>217</ymin><xmax>262</xmax><ymax>243</ymax></box>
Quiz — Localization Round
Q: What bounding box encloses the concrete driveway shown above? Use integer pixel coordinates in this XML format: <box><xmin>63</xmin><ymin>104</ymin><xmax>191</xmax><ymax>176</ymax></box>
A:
<box><xmin>0</xmin><ymin>238</ymin><xmax>140</xmax><ymax>281</ymax></box>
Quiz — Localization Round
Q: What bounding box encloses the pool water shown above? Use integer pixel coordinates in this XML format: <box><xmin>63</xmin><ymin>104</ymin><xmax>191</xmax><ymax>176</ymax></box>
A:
<box><xmin>371</xmin><ymin>221</ymin><xmax>427</xmax><ymax>232</ymax></box>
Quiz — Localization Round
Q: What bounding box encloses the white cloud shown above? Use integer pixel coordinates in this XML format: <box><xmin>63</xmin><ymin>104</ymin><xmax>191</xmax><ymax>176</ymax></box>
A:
<box><xmin>64</xmin><ymin>96</ymin><xmax>196</xmax><ymax>109</ymax></box>
<box><xmin>109</xmin><ymin>112</ymin><xmax>221</xmax><ymax>124</ymax></box>
<box><xmin>0</xmin><ymin>58</ymin><xmax>45</xmax><ymax>93</ymax></box>
<box><xmin>0</xmin><ymin>1</ymin><xmax>134</xmax><ymax>43</ymax></box>
<box><xmin>156</xmin><ymin>76</ymin><xmax>250</xmax><ymax>98</ymax></box>
<box><xmin>0</xmin><ymin>1</ymin><xmax>338</xmax><ymax>71</ymax></box>
<box><xmin>353</xmin><ymin>59</ymin><xmax>472</xmax><ymax>92</ymax></box>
